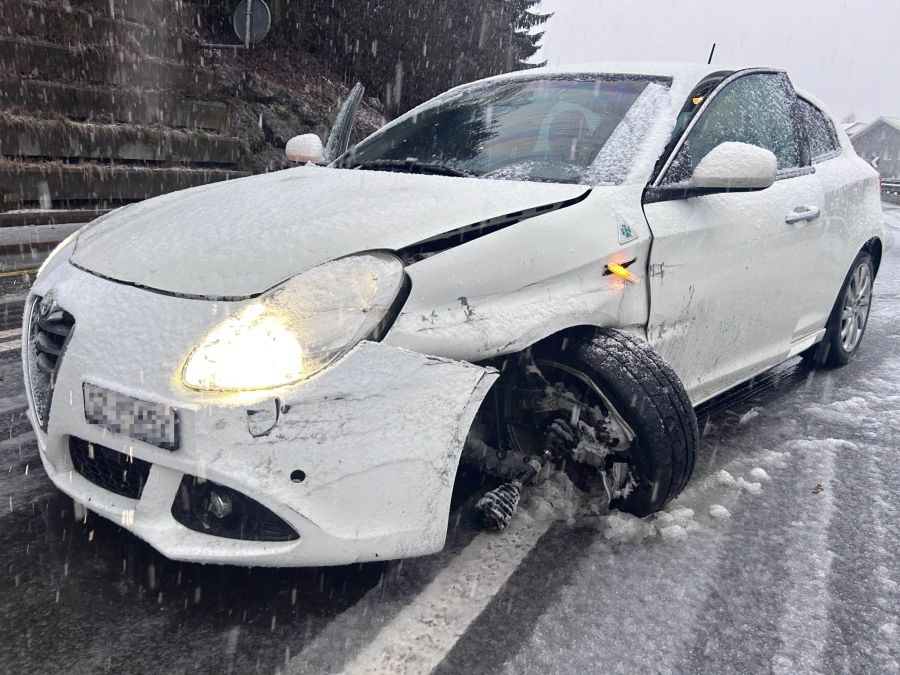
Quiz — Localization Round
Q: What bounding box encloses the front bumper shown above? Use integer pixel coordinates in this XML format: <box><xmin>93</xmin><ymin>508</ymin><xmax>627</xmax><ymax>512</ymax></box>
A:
<box><xmin>25</xmin><ymin>262</ymin><xmax>497</xmax><ymax>567</ymax></box>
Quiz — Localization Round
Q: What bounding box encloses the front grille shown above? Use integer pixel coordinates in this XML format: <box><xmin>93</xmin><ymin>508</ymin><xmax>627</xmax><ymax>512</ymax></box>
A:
<box><xmin>69</xmin><ymin>437</ymin><xmax>151</xmax><ymax>500</ymax></box>
<box><xmin>172</xmin><ymin>476</ymin><xmax>299</xmax><ymax>542</ymax></box>
<box><xmin>26</xmin><ymin>296</ymin><xmax>75</xmax><ymax>430</ymax></box>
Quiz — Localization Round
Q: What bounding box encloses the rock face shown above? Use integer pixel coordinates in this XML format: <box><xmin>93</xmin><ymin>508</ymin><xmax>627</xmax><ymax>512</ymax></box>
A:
<box><xmin>0</xmin><ymin>0</ymin><xmax>383</xmax><ymax>225</ymax></box>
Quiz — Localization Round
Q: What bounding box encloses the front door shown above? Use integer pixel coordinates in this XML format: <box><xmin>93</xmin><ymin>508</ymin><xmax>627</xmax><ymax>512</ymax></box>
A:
<box><xmin>643</xmin><ymin>70</ymin><xmax>822</xmax><ymax>404</ymax></box>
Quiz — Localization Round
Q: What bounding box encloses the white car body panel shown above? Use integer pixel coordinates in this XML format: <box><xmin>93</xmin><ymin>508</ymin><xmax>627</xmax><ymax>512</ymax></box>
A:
<box><xmin>645</xmin><ymin>172</ymin><xmax>826</xmax><ymax>403</ymax></box>
<box><xmin>70</xmin><ymin>167</ymin><xmax>587</xmax><ymax>298</ymax></box>
<box><xmin>385</xmin><ymin>186</ymin><xmax>651</xmax><ymax>361</ymax></box>
<box><xmin>645</xmin><ymin>76</ymin><xmax>883</xmax><ymax>404</ymax></box>
<box><xmin>27</xmin><ymin>259</ymin><xmax>496</xmax><ymax>566</ymax></box>
<box><xmin>23</xmin><ymin>62</ymin><xmax>885</xmax><ymax>566</ymax></box>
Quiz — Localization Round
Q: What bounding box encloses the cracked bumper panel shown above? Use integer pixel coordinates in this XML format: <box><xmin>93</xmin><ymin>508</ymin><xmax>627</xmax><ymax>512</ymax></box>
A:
<box><xmin>25</xmin><ymin>264</ymin><xmax>498</xmax><ymax>567</ymax></box>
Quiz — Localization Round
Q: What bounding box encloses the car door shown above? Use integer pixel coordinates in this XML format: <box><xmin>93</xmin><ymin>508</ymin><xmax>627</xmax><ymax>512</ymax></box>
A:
<box><xmin>796</xmin><ymin>97</ymin><xmax>874</xmax><ymax>335</ymax></box>
<box><xmin>643</xmin><ymin>70</ymin><xmax>823</xmax><ymax>404</ymax></box>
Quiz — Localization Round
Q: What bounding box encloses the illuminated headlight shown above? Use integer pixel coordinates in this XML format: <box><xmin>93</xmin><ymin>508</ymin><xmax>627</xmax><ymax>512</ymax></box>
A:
<box><xmin>182</xmin><ymin>253</ymin><xmax>405</xmax><ymax>392</ymax></box>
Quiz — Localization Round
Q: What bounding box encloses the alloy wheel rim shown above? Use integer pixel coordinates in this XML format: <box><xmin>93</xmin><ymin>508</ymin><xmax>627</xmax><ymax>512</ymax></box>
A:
<box><xmin>840</xmin><ymin>263</ymin><xmax>872</xmax><ymax>353</ymax></box>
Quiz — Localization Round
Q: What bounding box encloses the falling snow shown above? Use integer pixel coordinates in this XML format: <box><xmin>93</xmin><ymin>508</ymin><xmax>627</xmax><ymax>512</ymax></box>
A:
<box><xmin>0</xmin><ymin>0</ymin><xmax>898</xmax><ymax>669</ymax></box>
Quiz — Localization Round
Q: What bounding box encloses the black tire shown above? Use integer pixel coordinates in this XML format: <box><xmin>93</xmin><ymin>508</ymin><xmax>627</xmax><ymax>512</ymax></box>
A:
<box><xmin>804</xmin><ymin>251</ymin><xmax>874</xmax><ymax>368</ymax></box>
<box><xmin>565</xmin><ymin>329</ymin><xmax>698</xmax><ymax>517</ymax></box>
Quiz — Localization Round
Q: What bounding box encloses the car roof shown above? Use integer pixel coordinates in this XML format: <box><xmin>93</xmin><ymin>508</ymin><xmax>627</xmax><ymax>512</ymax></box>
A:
<box><xmin>464</xmin><ymin>61</ymin><xmax>738</xmax><ymax>90</ymax></box>
<box><xmin>415</xmin><ymin>62</ymin><xmax>747</xmax><ymax>117</ymax></box>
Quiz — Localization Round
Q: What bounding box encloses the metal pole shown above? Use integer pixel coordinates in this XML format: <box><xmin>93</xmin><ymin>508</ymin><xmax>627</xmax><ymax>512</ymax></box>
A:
<box><xmin>244</xmin><ymin>0</ymin><xmax>254</xmax><ymax>49</ymax></box>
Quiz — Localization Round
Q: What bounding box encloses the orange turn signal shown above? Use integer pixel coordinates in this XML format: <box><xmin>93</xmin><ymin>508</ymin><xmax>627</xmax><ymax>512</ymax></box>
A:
<box><xmin>607</xmin><ymin>263</ymin><xmax>640</xmax><ymax>283</ymax></box>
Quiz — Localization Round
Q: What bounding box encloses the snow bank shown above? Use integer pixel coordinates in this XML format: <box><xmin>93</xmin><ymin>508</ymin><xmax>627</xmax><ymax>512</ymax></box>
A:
<box><xmin>738</xmin><ymin>407</ymin><xmax>761</xmax><ymax>425</ymax></box>
<box><xmin>749</xmin><ymin>467</ymin><xmax>771</xmax><ymax>481</ymax></box>
<box><xmin>709</xmin><ymin>504</ymin><xmax>731</xmax><ymax>520</ymax></box>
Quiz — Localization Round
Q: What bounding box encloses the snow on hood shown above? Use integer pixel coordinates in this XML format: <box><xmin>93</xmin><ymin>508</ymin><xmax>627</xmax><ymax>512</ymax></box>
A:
<box><xmin>70</xmin><ymin>166</ymin><xmax>588</xmax><ymax>299</ymax></box>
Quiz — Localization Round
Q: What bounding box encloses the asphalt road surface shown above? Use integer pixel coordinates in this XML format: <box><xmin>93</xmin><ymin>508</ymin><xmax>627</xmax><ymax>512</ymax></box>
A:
<box><xmin>1</xmin><ymin>206</ymin><xmax>898</xmax><ymax>674</ymax></box>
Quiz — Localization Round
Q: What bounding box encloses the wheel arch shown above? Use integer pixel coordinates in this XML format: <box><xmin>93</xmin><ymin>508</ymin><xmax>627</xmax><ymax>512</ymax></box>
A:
<box><xmin>475</xmin><ymin>324</ymin><xmax>698</xmax><ymax>516</ymax></box>
<box><xmin>864</xmin><ymin>236</ymin><xmax>883</xmax><ymax>277</ymax></box>
<box><xmin>505</xmin><ymin>322</ymin><xmax>649</xmax><ymax>362</ymax></box>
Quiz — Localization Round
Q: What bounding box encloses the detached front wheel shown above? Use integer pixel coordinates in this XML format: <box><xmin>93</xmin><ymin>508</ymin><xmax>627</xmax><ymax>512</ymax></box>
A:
<box><xmin>560</xmin><ymin>330</ymin><xmax>699</xmax><ymax>516</ymax></box>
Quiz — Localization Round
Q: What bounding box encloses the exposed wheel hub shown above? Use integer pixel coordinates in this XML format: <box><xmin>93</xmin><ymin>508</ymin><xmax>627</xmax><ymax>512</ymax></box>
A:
<box><xmin>474</xmin><ymin>354</ymin><xmax>636</xmax><ymax>529</ymax></box>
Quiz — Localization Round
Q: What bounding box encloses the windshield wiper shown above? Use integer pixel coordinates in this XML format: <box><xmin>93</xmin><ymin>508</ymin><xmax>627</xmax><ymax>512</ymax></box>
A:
<box><xmin>342</xmin><ymin>158</ymin><xmax>473</xmax><ymax>178</ymax></box>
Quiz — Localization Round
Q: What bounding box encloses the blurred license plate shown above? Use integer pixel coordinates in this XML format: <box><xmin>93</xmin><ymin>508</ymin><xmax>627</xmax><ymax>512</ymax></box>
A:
<box><xmin>83</xmin><ymin>383</ymin><xmax>179</xmax><ymax>451</ymax></box>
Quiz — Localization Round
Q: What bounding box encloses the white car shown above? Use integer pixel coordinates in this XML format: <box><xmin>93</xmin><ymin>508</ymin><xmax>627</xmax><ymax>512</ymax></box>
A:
<box><xmin>24</xmin><ymin>63</ymin><xmax>883</xmax><ymax>567</ymax></box>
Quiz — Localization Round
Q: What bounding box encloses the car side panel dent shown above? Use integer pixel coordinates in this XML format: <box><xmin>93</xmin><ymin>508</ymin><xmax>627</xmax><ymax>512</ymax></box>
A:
<box><xmin>385</xmin><ymin>186</ymin><xmax>652</xmax><ymax>361</ymax></box>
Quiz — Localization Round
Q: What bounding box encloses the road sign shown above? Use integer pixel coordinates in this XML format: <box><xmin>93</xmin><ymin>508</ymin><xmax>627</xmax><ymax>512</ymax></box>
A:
<box><xmin>233</xmin><ymin>0</ymin><xmax>271</xmax><ymax>46</ymax></box>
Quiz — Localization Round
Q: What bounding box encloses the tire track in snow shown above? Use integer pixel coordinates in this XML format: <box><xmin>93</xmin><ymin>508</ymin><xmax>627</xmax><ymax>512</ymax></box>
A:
<box><xmin>767</xmin><ymin>439</ymin><xmax>837</xmax><ymax>674</ymax></box>
<box><xmin>482</xmin><ymin>455</ymin><xmax>790</xmax><ymax>674</ymax></box>
<box><xmin>338</xmin><ymin>519</ymin><xmax>552</xmax><ymax>675</ymax></box>
<box><xmin>467</xmin><ymin>361</ymin><xmax>896</xmax><ymax>673</ymax></box>
<box><xmin>822</xmin><ymin>437</ymin><xmax>900</xmax><ymax>672</ymax></box>
<box><xmin>445</xmin><ymin>508</ymin><xmax>725</xmax><ymax>674</ymax></box>
<box><xmin>816</xmin><ymin>371</ymin><xmax>900</xmax><ymax>671</ymax></box>
<box><xmin>281</xmin><ymin>517</ymin><xmax>552</xmax><ymax>674</ymax></box>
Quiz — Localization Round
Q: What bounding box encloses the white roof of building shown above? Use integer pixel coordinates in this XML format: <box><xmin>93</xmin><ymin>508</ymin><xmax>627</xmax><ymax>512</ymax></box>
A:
<box><xmin>851</xmin><ymin>117</ymin><xmax>900</xmax><ymax>141</ymax></box>
<box><xmin>842</xmin><ymin>122</ymin><xmax>867</xmax><ymax>136</ymax></box>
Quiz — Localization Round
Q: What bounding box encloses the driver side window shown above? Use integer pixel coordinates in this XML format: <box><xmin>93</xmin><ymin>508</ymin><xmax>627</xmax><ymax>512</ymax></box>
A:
<box><xmin>663</xmin><ymin>73</ymin><xmax>805</xmax><ymax>185</ymax></box>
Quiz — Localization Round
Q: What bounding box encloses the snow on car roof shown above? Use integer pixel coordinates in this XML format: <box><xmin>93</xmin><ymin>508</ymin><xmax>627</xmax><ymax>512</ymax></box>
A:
<box><xmin>492</xmin><ymin>61</ymin><xmax>726</xmax><ymax>84</ymax></box>
<box><xmin>445</xmin><ymin>61</ymin><xmax>737</xmax><ymax>96</ymax></box>
<box><xmin>404</xmin><ymin>62</ymin><xmax>747</xmax><ymax>126</ymax></box>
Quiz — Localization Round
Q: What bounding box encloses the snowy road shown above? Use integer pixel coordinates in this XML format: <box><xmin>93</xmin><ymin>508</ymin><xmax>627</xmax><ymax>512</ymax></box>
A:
<box><xmin>1</xmin><ymin>205</ymin><xmax>898</xmax><ymax>674</ymax></box>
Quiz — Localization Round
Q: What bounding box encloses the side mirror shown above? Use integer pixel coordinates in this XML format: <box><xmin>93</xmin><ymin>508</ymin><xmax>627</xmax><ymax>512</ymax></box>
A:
<box><xmin>285</xmin><ymin>134</ymin><xmax>325</xmax><ymax>164</ymax></box>
<box><xmin>689</xmin><ymin>142</ymin><xmax>777</xmax><ymax>191</ymax></box>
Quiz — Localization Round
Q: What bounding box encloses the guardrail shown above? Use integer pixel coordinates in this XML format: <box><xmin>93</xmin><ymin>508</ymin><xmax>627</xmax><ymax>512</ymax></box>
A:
<box><xmin>884</xmin><ymin>180</ymin><xmax>900</xmax><ymax>204</ymax></box>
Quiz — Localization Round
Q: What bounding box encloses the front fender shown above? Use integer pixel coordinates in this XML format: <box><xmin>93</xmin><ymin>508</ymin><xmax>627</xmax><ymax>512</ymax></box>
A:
<box><xmin>385</xmin><ymin>186</ymin><xmax>651</xmax><ymax>361</ymax></box>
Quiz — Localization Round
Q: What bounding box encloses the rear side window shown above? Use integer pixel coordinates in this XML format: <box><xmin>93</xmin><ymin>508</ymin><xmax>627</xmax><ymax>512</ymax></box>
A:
<box><xmin>663</xmin><ymin>72</ymin><xmax>804</xmax><ymax>184</ymax></box>
<box><xmin>799</xmin><ymin>99</ymin><xmax>840</xmax><ymax>161</ymax></box>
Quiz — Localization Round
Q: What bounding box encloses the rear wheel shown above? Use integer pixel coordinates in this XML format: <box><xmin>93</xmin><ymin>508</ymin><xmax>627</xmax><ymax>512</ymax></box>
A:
<box><xmin>805</xmin><ymin>252</ymin><xmax>874</xmax><ymax>367</ymax></box>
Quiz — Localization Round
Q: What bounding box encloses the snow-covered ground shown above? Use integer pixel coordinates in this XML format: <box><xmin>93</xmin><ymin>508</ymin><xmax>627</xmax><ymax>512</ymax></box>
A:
<box><xmin>0</xmin><ymin>205</ymin><xmax>898</xmax><ymax>673</ymax></box>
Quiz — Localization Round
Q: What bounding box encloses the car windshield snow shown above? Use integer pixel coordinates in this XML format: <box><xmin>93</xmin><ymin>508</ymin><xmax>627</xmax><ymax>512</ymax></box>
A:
<box><xmin>345</xmin><ymin>76</ymin><xmax>672</xmax><ymax>185</ymax></box>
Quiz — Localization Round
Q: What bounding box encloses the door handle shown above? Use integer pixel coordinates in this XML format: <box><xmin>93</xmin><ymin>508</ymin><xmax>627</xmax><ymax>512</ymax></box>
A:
<box><xmin>785</xmin><ymin>206</ymin><xmax>821</xmax><ymax>225</ymax></box>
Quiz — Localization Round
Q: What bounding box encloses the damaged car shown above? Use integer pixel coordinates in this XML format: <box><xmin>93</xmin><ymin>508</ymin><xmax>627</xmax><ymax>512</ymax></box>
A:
<box><xmin>24</xmin><ymin>63</ymin><xmax>884</xmax><ymax>566</ymax></box>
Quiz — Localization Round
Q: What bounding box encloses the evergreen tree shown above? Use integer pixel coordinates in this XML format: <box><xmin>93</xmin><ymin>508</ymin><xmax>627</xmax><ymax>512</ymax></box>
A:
<box><xmin>504</xmin><ymin>0</ymin><xmax>553</xmax><ymax>66</ymax></box>
<box><xmin>209</xmin><ymin>0</ymin><xmax>552</xmax><ymax>116</ymax></box>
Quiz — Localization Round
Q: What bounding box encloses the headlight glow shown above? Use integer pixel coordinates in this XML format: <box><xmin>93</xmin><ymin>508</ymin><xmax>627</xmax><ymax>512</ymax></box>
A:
<box><xmin>182</xmin><ymin>303</ymin><xmax>306</xmax><ymax>391</ymax></box>
<box><xmin>182</xmin><ymin>253</ymin><xmax>405</xmax><ymax>391</ymax></box>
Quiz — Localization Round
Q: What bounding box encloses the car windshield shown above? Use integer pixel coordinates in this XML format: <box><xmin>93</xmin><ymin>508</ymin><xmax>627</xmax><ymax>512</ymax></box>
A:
<box><xmin>346</xmin><ymin>76</ymin><xmax>672</xmax><ymax>185</ymax></box>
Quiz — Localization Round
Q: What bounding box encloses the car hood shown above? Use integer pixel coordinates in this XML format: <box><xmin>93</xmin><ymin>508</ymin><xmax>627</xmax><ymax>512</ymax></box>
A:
<box><xmin>70</xmin><ymin>166</ymin><xmax>589</xmax><ymax>299</ymax></box>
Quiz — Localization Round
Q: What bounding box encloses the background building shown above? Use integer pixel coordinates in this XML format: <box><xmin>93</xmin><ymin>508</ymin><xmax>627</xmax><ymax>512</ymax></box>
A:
<box><xmin>850</xmin><ymin>117</ymin><xmax>900</xmax><ymax>180</ymax></box>
<box><xmin>842</xmin><ymin>121</ymin><xmax>867</xmax><ymax>137</ymax></box>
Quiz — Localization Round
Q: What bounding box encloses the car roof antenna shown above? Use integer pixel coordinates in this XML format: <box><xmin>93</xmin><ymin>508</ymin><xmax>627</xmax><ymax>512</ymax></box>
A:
<box><xmin>707</xmin><ymin>42</ymin><xmax>717</xmax><ymax>65</ymax></box>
